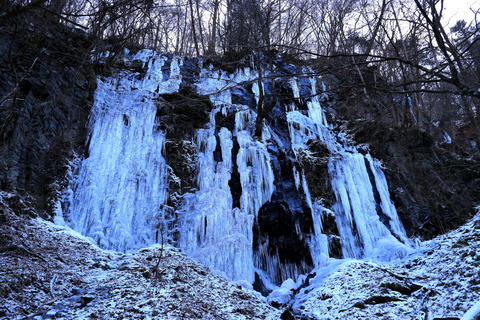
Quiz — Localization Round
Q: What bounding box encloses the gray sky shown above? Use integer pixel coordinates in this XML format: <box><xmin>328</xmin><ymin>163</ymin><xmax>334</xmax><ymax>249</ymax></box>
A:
<box><xmin>442</xmin><ymin>0</ymin><xmax>479</xmax><ymax>26</ymax></box>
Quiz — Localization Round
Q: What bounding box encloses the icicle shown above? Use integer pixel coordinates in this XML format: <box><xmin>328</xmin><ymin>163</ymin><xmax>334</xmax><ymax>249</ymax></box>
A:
<box><xmin>290</xmin><ymin>78</ymin><xmax>300</xmax><ymax>99</ymax></box>
<box><xmin>61</xmin><ymin>58</ymin><xmax>171</xmax><ymax>251</ymax></box>
<box><xmin>329</xmin><ymin>153</ymin><xmax>412</xmax><ymax>260</ymax></box>
<box><xmin>235</xmin><ymin>110</ymin><xmax>274</xmax><ymax>217</ymax></box>
<box><xmin>308</xmin><ymin>77</ymin><xmax>328</xmax><ymax>128</ymax></box>
<box><xmin>287</xmin><ymin>76</ymin><xmax>412</xmax><ymax>263</ymax></box>
<box><xmin>443</xmin><ymin>130</ymin><xmax>452</xmax><ymax>144</ymax></box>
<box><xmin>178</xmin><ymin>67</ymin><xmax>274</xmax><ymax>283</ymax></box>
<box><xmin>365</xmin><ymin>155</ymin><xmax>411</xmax><ymax>246</ymax></box>
<box><xmin>301</xmin><ymin>174</ymin><xmax>330</xmax><ymax>266</ymax></box>
<box><xmin>293</xmin><ymin>166</ymin><xmax>301</xmax><ymax>190</ymax></box>
<box><xmin>177</xmin><ymin>108</ymin><xmax>254</xmax><ymax>281</ymax></box>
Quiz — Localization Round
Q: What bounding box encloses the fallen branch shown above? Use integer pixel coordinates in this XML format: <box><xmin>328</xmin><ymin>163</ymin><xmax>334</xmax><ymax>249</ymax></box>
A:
<box><xmin>49</xmin><ymin>274</ymin><xmax>58</xmax><ymax>299</ymax></box>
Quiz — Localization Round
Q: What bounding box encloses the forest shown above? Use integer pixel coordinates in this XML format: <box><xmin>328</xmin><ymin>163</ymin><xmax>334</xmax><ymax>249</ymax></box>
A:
<box><xmin>1</xmin><ymin>0</ymin><xmax>480</xmax><ymax>146</ymax></box>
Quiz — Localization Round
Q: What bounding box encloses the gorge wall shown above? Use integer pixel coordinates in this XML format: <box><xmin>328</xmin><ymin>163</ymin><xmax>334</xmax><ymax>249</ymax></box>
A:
<box><xmin>0</xmin><ymin>21</ymin><xmax>478</xmax><ymax>288</ymax></box>
<box><xmin>0</xmin><ymin>18</ymin><xmax>95</xmax><ymax>214</ymax></box>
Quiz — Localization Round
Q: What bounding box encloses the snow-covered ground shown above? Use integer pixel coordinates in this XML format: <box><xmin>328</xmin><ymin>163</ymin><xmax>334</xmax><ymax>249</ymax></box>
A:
<box><xmin>0</xmin><ymin>192</ymin><xmax>280</xmax><ymax>320</ymax></box>
<box><xmin>1</xmin><ymin>189</ymin><xmax>479</xmax><ymax>320</ymax></box>
<box><xmin>291</xmin><ymin>211</ymin><xmax>480</xmax><ymax>320</ymax></box>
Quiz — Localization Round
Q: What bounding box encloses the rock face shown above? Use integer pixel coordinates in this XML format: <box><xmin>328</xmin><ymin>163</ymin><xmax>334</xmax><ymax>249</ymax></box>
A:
<box><xmin>0</xmin><ymin>17</ymin><xmax>96</xmax><ymax>213</ymax></box>
<box><xmin>316</xmin><ymin>65</ymin><xmax>480</xmax><ymax>239</ymax></box>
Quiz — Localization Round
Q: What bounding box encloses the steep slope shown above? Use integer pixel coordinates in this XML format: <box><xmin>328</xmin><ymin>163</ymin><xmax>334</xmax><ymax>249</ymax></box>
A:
<box><xmin>0</xmin><ymin>191</ymin><xmax>280</xmax><ymax>320</ymax></box>
<box><xmin>292</xmin><ymin>211</ymin><xmax>480</xmax><ymax>319</ymax></box>
<box><xmin>0</xmin><ymin>14</ymin><xmax>95</xmax><ymax>212</ymax></box>
<box><xmin>2</xmin><ymin>192</ymin><xmax>479</xmax><ymax>320</ymax></box>
<box><xmin>317</xmin><ymin>62</ymin><xmax>480</xmax><ymax>239</ymax></box>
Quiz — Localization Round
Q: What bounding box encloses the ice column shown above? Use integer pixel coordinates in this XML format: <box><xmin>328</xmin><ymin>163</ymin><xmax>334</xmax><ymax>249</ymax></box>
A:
<box><xmin>287</xmin><ymin>75</ymin><xmax>411</xmax><ymax>262</ymax></box>
<box><xmin>285</xmin><ymin>100</ymin><xmax>332</xmax><ymax>264</ymax></box>
<box><xmin>61</xmin><ymin>52</ymin><xmax>179</xmax><ymax>252</ymax></box>
<box><xmin>235</xmin><ymin>109</ymin><xmax>275</xmax><ymax>217</ymax></box>
<box><xmin>329</xmin><ymin>153</ymin><xmax>410</xmax><ymax>260</ymax></box>
<box><xmin>178</xmin><ymin>111</ymin><xmax>254</xmax><ymax>280</ymax></box>
<box><xmin>178</xmin><ymin>67</ymin><xmax>274</xmax><ymax>282</ymax></box>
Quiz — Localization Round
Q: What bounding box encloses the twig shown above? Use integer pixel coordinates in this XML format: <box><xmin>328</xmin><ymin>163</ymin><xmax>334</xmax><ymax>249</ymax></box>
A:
<box><xmin>38</xmin><ymin>6</ymin><xmax>89</xmax><ymax>30</ymax></box>
<box><xmin>152</xmin><ymin>235</ymin><xmax>165</xmax><ymax>281</ymax></box>
<box><xmin>49</xmin><ymin>274</ymin><xmax>58</xmax><ymax>299</ymax></box>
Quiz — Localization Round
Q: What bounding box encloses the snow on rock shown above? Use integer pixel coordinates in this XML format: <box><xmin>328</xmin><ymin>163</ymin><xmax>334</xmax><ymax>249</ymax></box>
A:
<box><xmin>293</xmin><ymin>213</ymin><xmax>480</xmax><ymax>319</ymax></box>
<box><xmin>267</xmin><ymin>278</ymin><xmax>296</xmax><ymax>306</ymax></box>
<box><xmin>0</xmin><ymin>192</ymin><xmax>280</xmax><ymax>320</ymax></box>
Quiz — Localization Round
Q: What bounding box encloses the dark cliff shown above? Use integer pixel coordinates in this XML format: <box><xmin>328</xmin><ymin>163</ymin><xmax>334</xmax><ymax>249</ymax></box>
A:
<box><xmin>0</xmin><ymin>14</ymin><xmax>96</xmax><ymax>214</ymax></box>
<box><xmin>315</xmin><ymin>64</ymin><xmax>480</xmax><ymax>238</ymax></box>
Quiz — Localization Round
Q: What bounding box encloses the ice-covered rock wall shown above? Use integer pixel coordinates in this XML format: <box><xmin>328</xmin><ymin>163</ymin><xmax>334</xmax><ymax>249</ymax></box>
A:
<box><xmin>60</xmin><ymin>51</ymin><xmax>181</xmax><ymax>251</ymax></box>
<box><xmin>177</xmin><ymin>66</ymin><xmax>274</xmax><ymax>282</ymax></box>
<box><xmin>60</xmin><ymin>51</ymin><xmax>411</xmax><ymax>287</ymax></box>
<box><xmin>288</xmin><ymin>76</ymin><xmax>411</xmax><ymax>262</ymax></box>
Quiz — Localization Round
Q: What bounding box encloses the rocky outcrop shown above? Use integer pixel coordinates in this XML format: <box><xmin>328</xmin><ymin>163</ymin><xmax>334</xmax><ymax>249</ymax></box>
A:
<box><xmin>314</xmin><ymin>61</ymin><xmax>480</xmax><ymax>239</ymax></box>
<box><xmin>0</xmin><ymin>16</ymin><xmax>96</xmax><ymax>214</ymax></box>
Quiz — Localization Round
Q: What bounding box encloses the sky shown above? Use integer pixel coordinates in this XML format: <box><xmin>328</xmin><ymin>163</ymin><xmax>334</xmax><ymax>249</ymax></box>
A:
<box><xmin>442</xmin><ymin>0</ymin><xmax>479</xmax><ymax>26</ymax></box>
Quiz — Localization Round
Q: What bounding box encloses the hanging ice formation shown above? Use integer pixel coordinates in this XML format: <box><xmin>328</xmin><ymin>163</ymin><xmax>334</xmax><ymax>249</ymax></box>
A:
<box><xmin>59</xmin><ymin>51</ymin><xmax>411</xmax><ymax>286</ymax></box>
<box><xmin>60</xmin><ymin>50</ymin><xmax>181</xmax><ymax>252</ymax></box>
<box><xmin>178</xmin><ymin>66</ymin><xmax>274</xmax><ymax>282</ymax></box>
<box><xmin>288</xmin><ymin>74</ymin><xmax>412</xmax><ymax>263</ymax></box>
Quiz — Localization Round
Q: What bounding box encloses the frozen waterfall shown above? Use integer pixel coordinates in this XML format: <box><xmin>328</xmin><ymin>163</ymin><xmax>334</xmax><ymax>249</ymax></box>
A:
<box><xmin>178</xmin><ymin>66</ymin><xmax>275</xmax><ymax>282</ymax></box>
<box><xmin>60</xmin><ymin>51</ymin><xmax>180</xmax><ymax>251</ymax></box>
<box><xmin>59</xmin><ymin>52</ymin><xmax>411</xmax><ymax>287</ymax></box>
<box><xmin>288</xmin><ymin>75</ymin><xmax>412</xmax><ymax>262</ymax></box>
